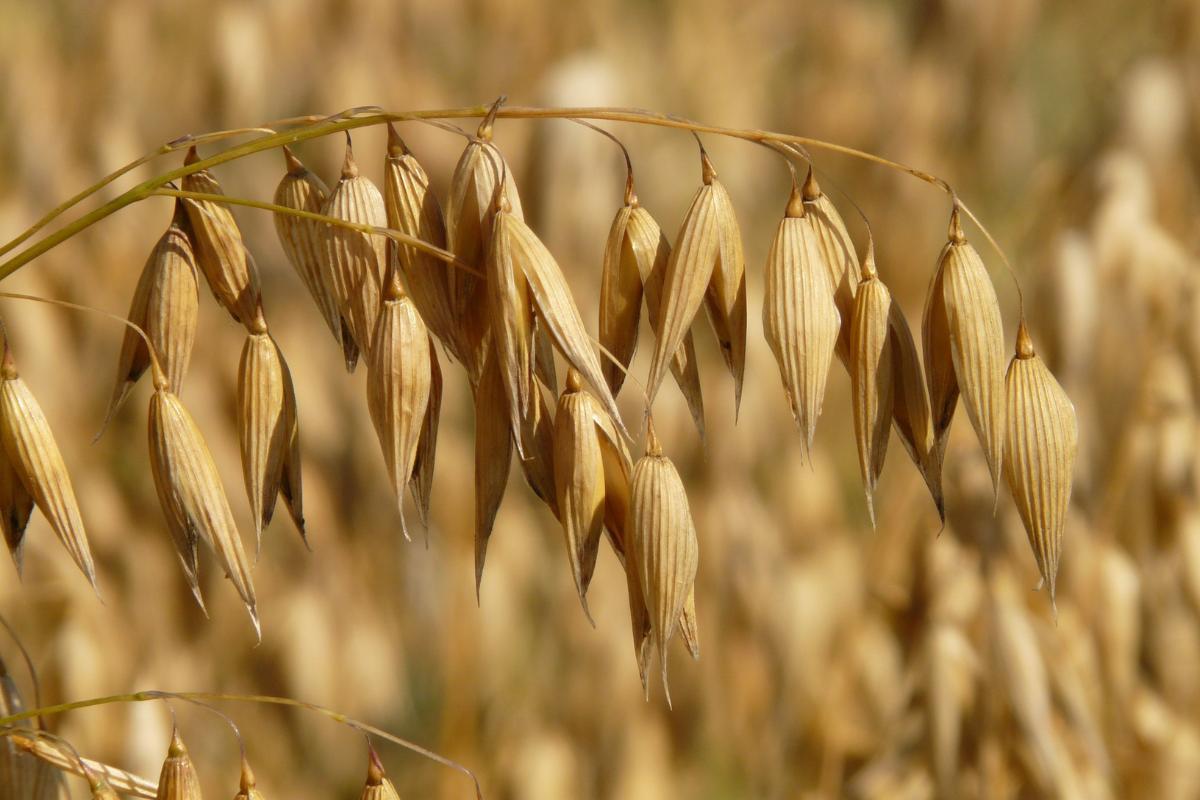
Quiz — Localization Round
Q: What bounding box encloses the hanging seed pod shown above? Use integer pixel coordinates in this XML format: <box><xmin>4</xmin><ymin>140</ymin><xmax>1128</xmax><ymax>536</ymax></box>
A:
<box><xmin>155</xmin><ymin>729</ymin><xmax>202</xmax><ymax>800</ymax></box>
<box><xmin>410</xmin><ymin>337</ymin><xmax>441</xmax><ymax>535</ymax></box>
<box><xmin>499</xmin><ymin>209</ymin><xmax>630</xmax><ymax>442</ymax></box>
<box><xmin>0</xmin><ymin>657</ymin><xmax>58</xmax><ymax>800</ymax></box>
<box><xmin>486</xmin><ymin>194</ymin><xmax>536</xmax><ymax>455</ymax></box>
<box><xmin>888</xmin><ymin>303</ymin><xmax>944</xmax><ymax>521</ymax></box>
<box><xmin>801</xmin><ymin>169</ymin><xmax>861</xmax><ymax>365</ymax></box>
<box><xmin>553</xmin><ymin>371</ymin><xmax>607</xmax><ymax>622</ymax></box>
<box><xmin>762</xmin><ymin>183</ymin><xmax>841</xmax><ymax>457</ymax></box>
<box><xmin>149</xmin><ymin>376</ymin><xmax>259</xmax><ymax>637</ymax></box>
<box><xmin>321</xmin><ymin>135</ymin><xmax>386</xmax><ymax>366</ymax></box>
<box><xmin>181</xmin><ymin>146</ymin><xmax>263</xmax><ymax>327</ymax></box>
<box><xmin>923</xmin><ymin>234</ymin><xmax>958</xmax><ymax>463</ymax></box>
<box><xmin>598</xmin><ymin>176</ymin><xmax>646</xmax><ymax>396</ymax></box>
<box><xmin>233</xmin><ymin>758</ymin><xmax>264</xmax><ymax>800</ymax></box>
<box><xmin>629</xmin><ymin>420</ymin><xmax>699</xmax><ymax>706</ymax></box>
<box><xmin>445</xmin><ymin>113</ymin><xmax>524</xmax><ymax>384</ymax></box>
<box><xmin>103</xmin><ymin>203</ymin><xmax>199</xmax><ymax>430</ymax></box>
<box><xmin>636</xmin><ymin>208</ymin><xmax>706</xmax><ymax>441</ymax></box>
<box><xmin>473</xmin><ymin>347</ymin><xmax>512</xmax><ymax>598</ymax></box>
<box><xmin>274</xmin><ymin>147</ymin><xmax>355</xmax><ymax>367</ymax></box>
<box><xmin>0</xmin><ymin>452</ymin><xmax>32</xmax><ymax>574</ymax></box>
<box><xmin>698</xmin><ymin>150</ymin><xmax>747</xmax><ymax>414</ymax></box>
<box><xmin>237</xmin><ymin>316</ymin><xmax>304</xmax><ymax>550</ymax></box>
<box><xmin>1004</xmin><ymin>322</ymin><xmax>1078</xmax><ymax>610</ymax></box>
<box><xmin>359</xmin><ymin>749</ymin><xmax>401</xmax><ymax>800</ymax></box>
<box><xmin>517</xmin><ymin>384</ymin><xmax>559</xmax><ymax>519</ymax></box>
<box><xmin>850</xmin><ymin>250</ymin><xmax>895</xmax><ymax>529</ymax></box>
<box><xmin>383</xmin><ymin>125</ymin><xmax>458</xmax><ymax>359</ymax></box>
<box><xmin>680</xmin><ymin>587</ymin><xmax>700</xmax><ymax>660</ymax></box>
<box><xmin>0</xmin><ymin>345</ymin><xmax>96</xmax><ymax>589</ymax></box>
<box><xmin>367</xmin><ymin>274</ymin><xmax>431</xmax><ymax>542</ymax></box>
<box><xmin>277</xmin><ymin>351</ymin><xmax>304</xmax><ymax>542</ymax></box>
<box><xmin>926</xmin><ymin>209</ymin><xmax>1006</xmax><ymax>497</ymax></box>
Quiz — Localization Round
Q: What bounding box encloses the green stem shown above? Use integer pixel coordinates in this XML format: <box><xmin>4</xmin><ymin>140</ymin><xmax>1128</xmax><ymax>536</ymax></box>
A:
<box><xmin>0</xmin><ymin>691</ymin><xmax>483</xmax><ymax>800</ymax></box>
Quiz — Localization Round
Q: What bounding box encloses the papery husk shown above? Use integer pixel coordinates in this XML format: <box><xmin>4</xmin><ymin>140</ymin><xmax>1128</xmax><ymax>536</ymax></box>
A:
<box><xmin>888</xmin><ymin>302</ymin><xmax>944</xmax><ymax>521</ymax></box>
<box><xmin>0</xmin><ymin>348</ymin><xmax>96</xmax><ymax>589</ymax></box>
<box><xmin>628</xmin><ymin>421</ymin><xmax>699</xmax><ymax>706</ymax></box>
<box><xmin>445</xmin><ymin>126</ymin><xmax>523</xmax><ymax>384</ymax></box>
<box><xmin>699</xmin><ymin>152</ymin><xmax>747</xmax><ymax>413</ymax></box>
<box><xmin>149</xmin><ymin>384</ymin><xmax>259</xmax><ymax>637</ymax></box>
<box><xmin>154</xmin><ymin>729</ymin><xmax>202</xmax><ymax>800</ymax></box>
<box><xmin>1004</xmin><ymin>322</ymin><xmax>1078</xmax><ymax>610</ymax></box>
<box><xmin>359</xmin><ymin>749</ymin><xmax>402</xmax><ymax>800</ymax></box>
<box><xmin>801</xmin><ymin>169</ymin><xmax>861</xmax><ymax>366</ymax></box>
<box><xmin>850</xmin><ymin>258</ymin><xmax>895</xmax><ymax>529</ymax></box>
<box><xmin>383</xmin><ymin>125</ymin><xmax>458</xmax><ymax>360</ymax></box>
<box><xmin>0</xmin><ymin>450</ymin><xmax>32</xmax><ymax>574</ymax></box>
<box><xmin>181</xmin><ymin>147</ymin><xmax>263</xmax><ymax>327</ymax></box>
<box><xmin>410</xmin><ymin>337</ymin><xmax>441</xmax><ymax>535</ymax></box>
<box><xmin>486</xmin><ymin>198</ymin><xmax>536</xmax><ymax>456</ymax></box>
<box><xmin>599</xmin><ymin>189</ymin><xmax>644</xmax><ymax>396</ymax></box>
<box><xmin>274</xmin><ymin>147</ymin><xmax>355</xmax><ymax>367</ymax></box>
<box><xmin>321</xmin><ymin>137</ymin><xmax>386</xmax><ymax>366</ymax></box>
<box><xmin>473</xmin><ymin>346</ymin><xmax>512</xmax><ymax>598</ymax></box>
<box><xmin>516</xmin><ymin>383</ymin><xmax>559</xmax><ymax>519</ymax></box>
<box><xmin>103</xmin><ymin>203</ymin><xmax>199</xmax><ymax>429</ymax></box>
<box><xmin>762</xmin><ymin>185</ymin><xmax>840</xmax><ymax>458</ymax></box>
<box><xmin>636</xmin><ymin>207</ymin><xmax>705</xmax><ymax>441</ymax></box>
<box><xmin>553</xmin><ymin>371</ymin><xmax>607</xmax><ymax>622</ymax></box>
<box><xmin>367</xmin><ymin>279</ymin><xmax>432</xmax><ymax>542</ymax></box>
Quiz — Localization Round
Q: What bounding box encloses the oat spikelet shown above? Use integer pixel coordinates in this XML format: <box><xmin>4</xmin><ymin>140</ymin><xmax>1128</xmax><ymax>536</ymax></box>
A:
<box><xmin>367</xmin><ymin>275</ymin><xmax>431</xmax><ymax>542</ymax></box>
<box><xmin>698</xmin><ymin>150</ymin><xmax>747</xmax><ymax>414</ymax></box>
<box><xmin>636</xmin><ymin>208</ymin><xmax>705</xmax><ymax>441</ymax></box>
<box><xmin>322</xmin><ymin>135</ymin><xmax>386</xmax><ymax>366</ymax></box>
<box><xmin>445</xmin><ymin>119</ymin><xmax>523</xmax><ymax>383</ymax></box>
<box><xmin>0</xmin><ymin>452</ymin><xmax>32</xmax><ymax>574</ymax></box>
<box><xmin>888</xmin><ymin>302</ymin><xmax>944</xmax><ymax>521</ymax></box>
<box><xmin>498</xmin><ymin>207</ymin><xmax>630</xmax><ymax>441</ymax></box>
<box><xmin>1004</xmin><ymin>322</ymin><xmax>1078</xmax><ymax>610</ymax></box>
<box><xmin>802</xmin><ymin>169</ymin><xmax>861</xmax><ymax>365</ymax></box>
<box><xmin>762</xmin><ymin>183</ymin><xmax>841</xmax><ymax>457</ymax></box>
<box><xmin>274</xmin><ymin>147</ymin><xmax>355</xmax><ymax>366</ymax></box>
<box><xmin>516</xmin><ymin>383</ymin><xmax>559</xmax><ymax>519</ymax></box>
<box><xmin>680</xmin><ymin>586</ymin><xmax>700</xmax><ymax>660</ymax></box>
<box><xmin>181</xmin><ymin>146</ymin><xmax>263</xmax><ymax>327</ymax></box>
<box><xmin>359</xmin><ymin>749</ymin><xmax>402</xmax><ymax>800</ymax></box>
<box><xmin>149</xmin><ymin>380</ymin><xmax>259</xmax><ymax>636</ymax></box>
<box><xmin>473</xmin><ymin>347</ymin><xmax>512</xmax><ymax>598</ymax></box>
<box><xmin>598</xmin><ymin>177</ymin><xmax>645</xmax><ymax>396</ymax></box>
<box><xmin>0</xmin><ymin>346</ymin><xmax>96</xmax><ymax>588</ymax></box>
<box><xmin>237</xmin><ymin>316</ymin><xmax>303</xmax><ymax>550</ymax></box>
<box><xmin>553</xmin><ymin>370</ymin><xmax>607</xmax><ymax>622</ymax></box>
<box><xmin>104</xmin><ymin>203</ymin><xmax>199</xmax><ymax>429</ymax></box>
<box><xmin>629</xmin><ymin>420</ymin><xmax>699</xmax><ymax>705</ymax></box>
<box><xmin>923</xmin><ymin>228</ymin><xmax>959</xmax><ymax>462</ymax></box>
<box><xmin>383</xmin><ymin>125</ymin><xmax>458</xmax><ymax>360</ymax></box>
<box><xmin>155</xmin><ymin>729</ymin><xmax>202</xmax><ymax>800</ymax></box>
<box><xmin>486</xmin><ymin>195</ymin><xmax>535</xmax><ymax>455</ymax></box>
<box><xmin>277</xmin><ymin>350</ymin><xmax>304</xmax><ymax>543</ymax></box>
<box><xmin>850</xmin><ymin>251</ymin><xmax>895</xmax><ymax>529</ymax></box>
<box><xmin>410</xmin><ymin>336</ymin><xmax>441</xmax><ymax>536</ymax></box>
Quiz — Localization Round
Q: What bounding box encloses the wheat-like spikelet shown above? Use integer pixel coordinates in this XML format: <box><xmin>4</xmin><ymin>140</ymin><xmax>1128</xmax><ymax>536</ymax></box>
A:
<box><xmin>409</xmin><ymin>336</ymin><xmax>441</xmax><ymax>535</ymax></box>
<box><xmin>598</xmin><ymin>180</ymin><xmax>645</xmax><ymax>396</ymax></box>
<box><xmin>801</xmin><ymin>169</ymin><xmax>861</xmax><ymax>366</ymax></box>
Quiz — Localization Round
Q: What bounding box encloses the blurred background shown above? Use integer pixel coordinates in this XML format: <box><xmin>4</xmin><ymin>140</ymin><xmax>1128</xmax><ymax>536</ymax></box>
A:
<box><xmin>0</xmin><ymin>0</ymin><xmax>1198</xmax><ymax>798</ymax></box>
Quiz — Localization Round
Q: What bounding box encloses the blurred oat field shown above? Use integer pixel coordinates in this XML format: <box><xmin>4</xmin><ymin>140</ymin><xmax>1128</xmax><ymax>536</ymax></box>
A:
<box><xmin>0</xmin><ymin>1</ymin><xmax>1198</xmax><ymax>798</ymax></box>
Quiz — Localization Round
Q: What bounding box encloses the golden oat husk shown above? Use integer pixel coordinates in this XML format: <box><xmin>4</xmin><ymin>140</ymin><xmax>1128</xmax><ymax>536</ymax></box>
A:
<box><xmin>598</xmin><ymin>179</ymin><xmax>645</xmax><ymax>396</ymax></box>
<box><xmin>410</xmin><ymin>336</ymin><xmax>441</xmax><ymax>535</ymax></box>
<box><xmin>445</xmin><ymin>123</ymin><xmax>524</xmax><ymax>383</ymax></box>
<box><xmin>473</xmin><ymin>346</ymin><xmax>512</xmax><ymax>597</ymax></box>
<box><xmin>367</xmin><ymin>275</ymin><xmax>432</xmax><ymax>542</ymax></box>
<box><xmin>103</xmin><ymin>202</ymin><xmax>199</xmax><ymax>429</ymax></box>
<box><xmin>181</xmin><ymin>146</ymin><xmax>263</xmax><ymax>327</ymax></box>
<box><xmin>0</xmin><ymin>347</ymin><xmax>96</xmax><ymax>589</ymax></box>
<box><xmin>1004</xmin><ymin>322</ymin><xmax>1078</xmax><ymax>611</ymax></box>
<box><xmin>516</xmin><ymin>383</ymin><xmax>559</xmax><ymax>519</ymax></box>
<box><xmin>553</xmin><ymin>371</ymin><xmax>607</xmax><ymax>622</ymax></box>
<box><xmin>237</xmin><ymin>318</ymin><xmax>303</xmax><ymax>550</ymax></box>
<box><xmin>486</xmin><ymin>197</ymin><xmax>536</xmax><ymax>456</ymax></box>
<box><xmin>629</xmin><ymin>420</ymin><xmax>699</xmax><ymax>705</ymax></box>
<box><xmin>0</xmin><ymin>660</ymin><xmax>59</xmax><ymax>800</ymax></box>
<box><xmin>532</xmin><ymin>317</ymin><xmax>557</xmax><ymax>394</ymax></box>
<box><xmin>680</xmin><ymin>586</ymin><xmax>700</xmax><ymax>660</ymax></box>
<box><xmin>321</xmin><ymin>136</ymin><xmax>386</xmax><ymax>366</ymax></box>
<box><xmin>383</xmin><ymin>125</ymin><xmax>458</xmax><ymax>359</ymax></box>
<box><xmin>274</xmin><ymin>147</ymin><xmax>355</xmax><ymax>366</ymax></box>
<box><xmin>0</xmin><ymin>449</ymin><xmax>33</xmax><ymax>575</ymax></box>
<box><xmin>635</xmin><ymin>207</ymin><xmax>706</xmax><ymax>441</ymax></box>
<box><xmin>277</xmin><ymin>348</ymin><xmax>304</xmax><ymax>542</ymax></box>
<box><xmin>762</xmin><ymin>184</ymin><xmax>841</xmax><ymax>458</ymax></box>
<box><xmin>850</xmin><ymin>253</ymin><xmax>895</xmax><ymax>529</ymax></box>
<box><xmin>149</xmin><ymin>382</ymin><xmax>259</xmax><ymax>636</ymax></box>
<box><xmin>699</xmin><ymin>152</ymin><xmax>747</xmax><ymax>413</ymax></box>
<box><xmin>155</xmin><ymin>729</ymin><xmax>202</xmax><ymax>800</ymax></box>
<box><xmin>888</xmin><ymin>302</ymin><xmax>944</xmax><ymax>521</ymax></box>
<box><xmin>500</xmin><ymin>208</ymin><xmax>630</xmax><ymax>442</ymax></box>
<box><xmin>801</xmin><ymin>169</ymin><xmax>861</xmax><ymax>365</ymax></box>
<box><xmin>233</xmin><ymin>758</ymin><xmax>265</xmax><ymax>800</ymax></box>
<box><xmin>923</xmin><ymin>230</ymin><xmax>959</xmax><ymax>464</ymax></box>
<box><xmin>623</xmin><ymin>532</ymin><xmax>653</xmax><ymax>698</ymax></box>
<box><xmin>360</xmin><ymin>749</ymin><xmax>402</xmax><ymax>800</ymax></box>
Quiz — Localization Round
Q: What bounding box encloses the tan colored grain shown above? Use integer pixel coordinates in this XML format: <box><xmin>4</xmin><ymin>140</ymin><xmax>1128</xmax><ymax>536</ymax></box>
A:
<box><xmin>849</xmin><ymin>253</ymin><xmax>894</xmax><ymax>529</ymax></box>
<box><xmin>473</xmin><ymin>347</ymin><xmax>512</xmax><ymax>597</ymax></box>
<box><xmin>598</xmin><ymin>181</ymin><xmax>645</xmax><ymax>396</ymax></box>
<box><xmin>410</xmin><ymin>336</ymin><xmax>441</xmax><ymax>536</ymax></box>
<box><xmin>154</xmin><ymin>729</ymin><xmax>202</xmax><ymax>800</ymax></box>
<box><xmin>802</xmin><ymin>169</ymin><xmax>861</xmax><ymax>365</ymax></box>
<box><xmin>888</xmin><ymin>302</ymin><xmax>944</xmax><ymax>521</ymax></box>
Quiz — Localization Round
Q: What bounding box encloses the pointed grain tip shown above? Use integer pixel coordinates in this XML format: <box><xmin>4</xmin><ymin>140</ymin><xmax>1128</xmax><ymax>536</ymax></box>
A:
<box><xmin>645</xmin><ymin>417</ymin><xmax>662</xmax><ymax>457</ymax></box>
<box><xmin>367</xmin><ymin>747</ymin><xmax>385</xmax><ymax>785</ymax></box>
<box><xmin>184</xmin><ymin>145</ymin><xmax>200</xmax><ymax>166</ymax></box>
<box><xmin>699</xmin><ymin>146</ymin><xmax>717</xmax><ymax>185</ymax></box>
<box><xmin>239</xmin><ymin>757</ymin><xmax>256</xmax><ymax>792</ymax></box>
<box><xmin>1016</xmin><ymin>319</ymin><xmax>1035</xmax><ymax>359</ymax></box>
<box><xmin>785</xmin><ymin>181</ymin><xmax>805</xmax><ymax>218</ymax></box>
<box><xmin>341</xmin><ymin>134</ymin><xmax>359</xmax><ymax>179</ymax></box>
<box><xmin>948</xmin><ymin>207</ymin><xmax>965</xmax><ymax>244</ymax></box>
<box><xmin>386</xmin><ymin>123</ymin><xmax>408</xmax><ymax>157</ymax></box>
<box><xmin>282</xmin><ymin>145</ymin><xmax>305</xmax><ymax>175</ymax></box>
<box><xmin>802</xmin><ymin>166</ymin><xmax>821</xmax><ymax>201</ymax></box>
<box><xmin>168</xmin><ymin>727</ymin><xmax>188</xmax><ymax>757</ymax></box>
